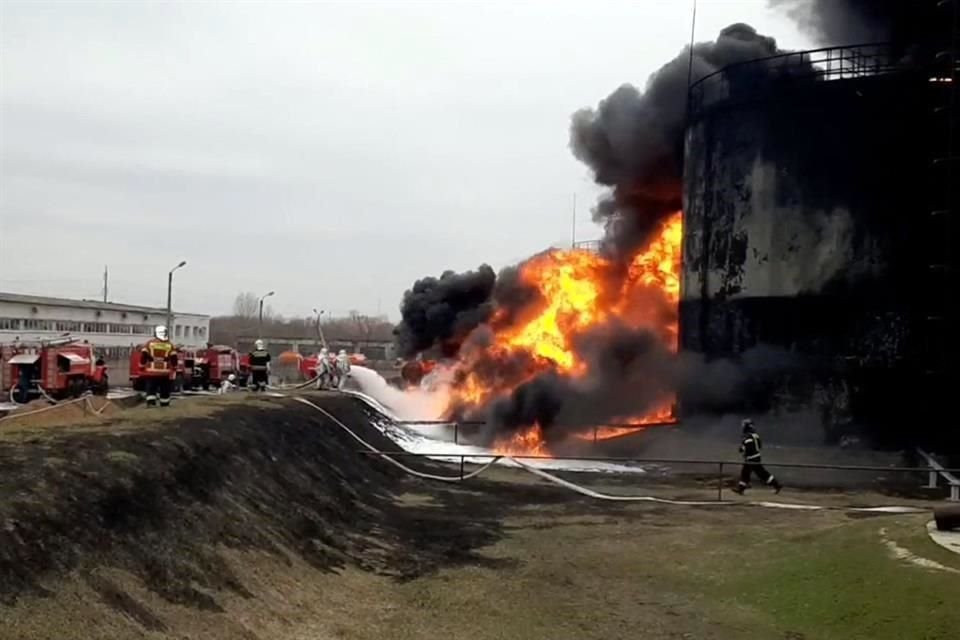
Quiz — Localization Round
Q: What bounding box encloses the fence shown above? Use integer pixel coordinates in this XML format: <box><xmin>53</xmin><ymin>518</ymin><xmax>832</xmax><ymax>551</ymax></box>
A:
<box><xmin>357</xmin><ymin>449</ymin><xmax>960</xmax><ymax>502</ymax></box>
<box><xmin>688</xmin><ymin>43</ymin><xmax>907</xmax><ymax>118</ymax></box>
<box><xmin>393</xmin><ymin>419</ymin><xmax>673</xmax><ymax>446</ymax></box>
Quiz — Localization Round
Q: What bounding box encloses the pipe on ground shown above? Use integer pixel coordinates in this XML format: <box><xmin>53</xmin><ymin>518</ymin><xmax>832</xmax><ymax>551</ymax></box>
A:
<box><xmin>933</xmin><ymin>505</ymin><xmax>960</xmax><ymax>531</ymax></box>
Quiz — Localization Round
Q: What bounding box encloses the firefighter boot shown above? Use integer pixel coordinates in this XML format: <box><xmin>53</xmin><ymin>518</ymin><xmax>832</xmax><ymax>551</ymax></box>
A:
<box><xmin>733</xmin><ymin>483</ymin><xmax>746</xmax><ymax>495</ymax></box>
<box><xmin>772</xmin><ymin>478</ymin><xmax>783</xmax><ymax>494</ymax></box>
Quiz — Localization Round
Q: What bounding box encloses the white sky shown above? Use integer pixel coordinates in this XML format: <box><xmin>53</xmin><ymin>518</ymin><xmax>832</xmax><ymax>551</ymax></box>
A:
<box><xmin>0</xmin><ymin>0</ymin><xmax>812</xmax><ymax>319</ymax></box>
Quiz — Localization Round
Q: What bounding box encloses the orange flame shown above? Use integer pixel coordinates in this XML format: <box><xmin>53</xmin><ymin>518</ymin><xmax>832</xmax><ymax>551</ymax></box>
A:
<box><xmin>452</xmin><ymin>212</ymin><xmax>683</xmax><ymax>455</ymax></box>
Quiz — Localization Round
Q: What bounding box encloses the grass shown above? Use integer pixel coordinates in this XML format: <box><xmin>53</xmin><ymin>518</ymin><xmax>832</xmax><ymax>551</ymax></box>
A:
<box><xmin>0</xmin><ymin>393</ymin><xmax>283</xmax><ymax>439</ymax></box>
<box><xmin>365</xmin><ymin>503</ymin><xmax>960</xmax><ymax>640</ymax></box>
<box><xmin>5</xmin><ymin>482</ymin><xmax>958</xmax><ymax>639</ymax></box>
<box><xmin>2</xmin><ymin>394</ymin><xmax>958</xmax><ymax>639</ymax></box>
<box><xmin>718</xmin><ymin>516</ymin><xmax>960</xmax><ymax>640</ymax></box>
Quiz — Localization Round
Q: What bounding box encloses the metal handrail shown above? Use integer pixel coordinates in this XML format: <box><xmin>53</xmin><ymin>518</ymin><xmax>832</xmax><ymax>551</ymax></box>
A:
<box><xmin>392</xmin><ymin>419</ymin><xmax>676</xmax><ymax>445</ymax></box>
<box><xmin>357</xmin><ymin>449</ymin><xmax>960</xmax><ymax>500</ymax></box>
<box><xmin>357</xmin><ymin>449</ymin><xmax>960</xmax><ymax>474</ymax></box>
<box><xmin>688</xmin><ymin>42</ymin><xmax>909</xmax><ymax>118</ymax></box>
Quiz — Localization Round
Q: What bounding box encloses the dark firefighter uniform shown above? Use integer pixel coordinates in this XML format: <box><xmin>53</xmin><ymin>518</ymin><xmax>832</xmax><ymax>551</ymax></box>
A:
<box><xmin>140</xmin><ymin>338</ymin><xmax>178</xmax><ymax>407</ymax></box>
<box><xmin>248</xmin><ymin>347</ymin><xmax>271</xmax><ymax>391</ymax></box>
<box><xmin>734</xmin><ymin>420</ymin><xmax>782</xmax><ymax>494</ymax></box>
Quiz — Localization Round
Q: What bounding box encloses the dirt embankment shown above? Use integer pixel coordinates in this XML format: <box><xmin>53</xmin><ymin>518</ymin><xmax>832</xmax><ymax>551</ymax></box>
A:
<box><xmin>0</xmin><ymin>395</ymin><xmax>509</xmax><ymax>638</ymax></box>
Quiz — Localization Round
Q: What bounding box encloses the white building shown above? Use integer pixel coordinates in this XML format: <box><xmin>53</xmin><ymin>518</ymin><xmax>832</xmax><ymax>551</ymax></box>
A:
<box><xmin>0</xmin><ymin>292</ymin><xmax>210</xmax><ymax>363</ymax></box>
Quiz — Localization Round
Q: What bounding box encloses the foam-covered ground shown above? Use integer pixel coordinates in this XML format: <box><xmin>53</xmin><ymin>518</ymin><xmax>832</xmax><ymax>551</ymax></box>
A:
<box><xmin>345</xmin><ymin>366</ymin><xmax>647</xmax><ymax>474</ymax></box>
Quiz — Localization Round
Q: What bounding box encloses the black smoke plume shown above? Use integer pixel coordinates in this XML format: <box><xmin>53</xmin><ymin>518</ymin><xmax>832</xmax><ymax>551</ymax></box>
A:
<box><xmin>397</xmin><ymin>24</ymin><xmax>807</xmax><ymax>437</ymax></box>
<box><xmin>470</xmin><ymin>323</ymin><xmax>798</xmax><ymax>444</ymax></box>
<box><xmin>394</xmin><ymin>265</ymin><xmax>496</xmax><ymax>358</ymax></box>
<box><xmin>770</xmin><ymin>0</ymin><xmax>940</xmax><ymax>48</ymax></box>
<box><xmin>570</xmin><ymin>23</ymin><xmax>785</xmax><ymax>260</ymax></box>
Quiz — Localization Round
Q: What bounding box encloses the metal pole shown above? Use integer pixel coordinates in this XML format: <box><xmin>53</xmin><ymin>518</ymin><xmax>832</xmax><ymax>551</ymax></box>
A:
<box><xmin>593</xmin><ymin>426</ymin><xmax>598</xmax><ymax>445</ymax></box>
<box><xmin>686</xmin><ymin>0</ymin><xmax>698</xmax><ymax>92</ymax></box>
<box><xmin>258</xmin><ymin>299</ymin><xmax>264</xmax><ymax>339</ymax></box>
<box><xmin>571</xmin><ymin>192</ymin><xmax>577</xmax><ymax>248</ymax></box>
<box><xmin>166</xmin><ymin>270</ymin><xmax>173</xmax><ymax>333</ymax></box>
<box><xmin>258</xmin><ymin>291</ymin><xmax>275</xmax><ymax>340</ymax></box>
<box><xmin>717</xmin><ymin>462</ymin><xmax>724</xmax><ymax>501</ymax></box>
<box><xmin>454</xmin><ymin>422</ymin><xmax>459</xmax><ymax>444</ymax></box>
<box><xmin>460</xmin><ymin>455</ymin><xmax>465</xmax><ymax>481</ymax></box>
<box><xmin>166</xmin><ymin>261</ymin><xmax>186</xmax><ymax>334</ymax></box>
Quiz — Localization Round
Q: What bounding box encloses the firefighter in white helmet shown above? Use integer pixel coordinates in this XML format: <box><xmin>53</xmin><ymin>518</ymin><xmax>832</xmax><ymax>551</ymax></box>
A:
<box><xmin>219</xmin><ymin>373</ymin><xmax>238</xmax><ymax>394</ymax></box>
<box><xmin>336</xmin><ymin>349</ymin><xmax>351</xmax><ymax>389</ymax></box>
<box><xmin>248</xmin><ymin>339</ymin><xmax>271</xmax><ymax>391</ymax></box>
<box><xmin>140</xmin><ymin>325</ymin><xmax>177</xmax><ymax>407</ymax></box>
<box><xmin>314</xmin><ymin>347</ymin><xmax>330</xmax><ymax>389</ymax></box>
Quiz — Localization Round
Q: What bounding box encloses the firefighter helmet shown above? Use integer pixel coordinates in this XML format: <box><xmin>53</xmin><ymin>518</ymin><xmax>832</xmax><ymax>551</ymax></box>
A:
<box><xmin>741</xmin><ymin>418</ymin><xmax>755</xmax><ymax>433</ymax></box>
<box><xmin>228</xmin><ymin>374</ymin><xmax>236</xmax><ymax>382</ymax></box>
<box><xmin>338</xmin><ymin>349</ymin><xmax>347</xmax><ymax>357</ymax></box>
<box><xmin>320</xmin><ymin>347</ymin><xmax>328</xmax><ymax>356</ymax></box>
<box><xmin>154</xmin><ymin>325</ymin><xmax>168</xmax><ymax>340</ymax></box>
<box><xmin>254</xmin><ymin>339</ymin><xmax>265</xmax><ymax>350</ymax></box>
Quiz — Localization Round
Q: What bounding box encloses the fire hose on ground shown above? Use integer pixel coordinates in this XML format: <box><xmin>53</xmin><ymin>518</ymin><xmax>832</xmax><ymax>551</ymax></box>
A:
<box><xmin>0</xmin><ymin>393</ymin><xmax>113</xmax><ymax>424</ymax></box>
<box><xmin>291</xmin><ymin>396</ymin><xmax>931</xmax><ymax>515</ymax></box>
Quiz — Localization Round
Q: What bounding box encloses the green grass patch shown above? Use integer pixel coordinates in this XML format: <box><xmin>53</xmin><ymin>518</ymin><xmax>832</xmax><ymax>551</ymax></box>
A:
<box><xmin>694</xmin><ymin>515</ymin><xmax>960</xmax><ymax>639</ymax></box>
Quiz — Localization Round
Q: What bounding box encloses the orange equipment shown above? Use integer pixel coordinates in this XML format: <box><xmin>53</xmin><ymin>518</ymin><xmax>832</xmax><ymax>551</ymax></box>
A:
<box><xmin>3</xmin><ymin>337</ymin><xmax>108</xmax><ymax>403</ymax></box>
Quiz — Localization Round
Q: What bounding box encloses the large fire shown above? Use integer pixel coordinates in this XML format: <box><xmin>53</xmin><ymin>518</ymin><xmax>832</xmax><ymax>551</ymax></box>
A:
<box><xmin>442</xmin><ymin>211</ymin><xmax>683</xmax><ymax>454</ymax></box>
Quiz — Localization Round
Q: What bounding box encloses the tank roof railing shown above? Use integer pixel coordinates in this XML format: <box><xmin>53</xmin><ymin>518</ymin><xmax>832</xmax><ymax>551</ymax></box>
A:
<box><xmin>688</xmin><ymin>42</ymin><xmax>910</xmax><ymax>117</ymax></box>
<box><xmin>572</xmin><ymin>239</ymin><xmax>601</xmax><ymax>253</ymax></box>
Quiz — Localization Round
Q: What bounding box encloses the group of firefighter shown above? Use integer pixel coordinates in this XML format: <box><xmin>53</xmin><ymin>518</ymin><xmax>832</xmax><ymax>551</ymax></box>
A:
<box><xmin>138</xmin><ymin>325</ymin><xmax>351</xmax><ymax>406</ymax></box>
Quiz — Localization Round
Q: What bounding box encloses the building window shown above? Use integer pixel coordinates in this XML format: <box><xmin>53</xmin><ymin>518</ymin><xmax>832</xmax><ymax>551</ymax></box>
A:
<box><xmin>175</xmin><ymin>325</ymin><xmax>182</xmax><ymax>337</ymax></box>
<box><xmin>0</xmin><ymin>318</ymin><xmax>21</xmax><ymax>330</ymax></box>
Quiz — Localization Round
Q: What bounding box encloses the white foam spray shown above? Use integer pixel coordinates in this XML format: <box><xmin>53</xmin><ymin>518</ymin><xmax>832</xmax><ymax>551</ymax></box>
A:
<box><xmin>347</xmin><ymin>366</ymin><xmax>449</xmax><ymax>421</ymax></box>
<box><xmin>344</xmin><ymin>366</ymin><xmax>645</xmax><ymax>474</ymax></box>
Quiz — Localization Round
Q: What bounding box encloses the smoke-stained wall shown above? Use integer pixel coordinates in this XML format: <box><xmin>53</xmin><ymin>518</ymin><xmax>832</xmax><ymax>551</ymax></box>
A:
<box><xmin>682</xmin><ymin>68</ymin><xmax>939</xmax><ymax>444</ymax></box>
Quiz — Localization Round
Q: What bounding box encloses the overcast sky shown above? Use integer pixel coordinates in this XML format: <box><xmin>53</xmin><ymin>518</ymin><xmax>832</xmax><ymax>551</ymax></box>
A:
<box><xmin>0</xmin><ymin>0</ymin><xmax>812</xmax><ymax>320</ymax></box>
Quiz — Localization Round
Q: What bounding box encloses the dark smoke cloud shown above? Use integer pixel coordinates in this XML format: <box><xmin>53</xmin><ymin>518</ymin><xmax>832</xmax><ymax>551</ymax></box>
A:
<box><xmin>770</xmin><ymin>0</ymin><xmax>940</xmax><ymax>48</ymax></box>
<box><xmin>570</xmin><ymin>23</ymin><xmax>784</xmax><ymax>259</ymax></box>
<box><xmin>472</xmin><ymin>320</ymin><xmax>799</xmax><ymax>444</ymax></box>
<box><xmin>398</xmin><ymin>23</ymin><xmax>810</xmax><ymax>436</ymax></box>
<box><xmin>394</xmin><ymin>265</ymin><xmax>496</xmax><ymax>358</ymax></box>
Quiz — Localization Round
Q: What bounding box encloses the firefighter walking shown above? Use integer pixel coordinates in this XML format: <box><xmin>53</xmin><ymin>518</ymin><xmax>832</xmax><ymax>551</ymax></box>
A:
<box><xmin>249</xmin><ymin>340</ymin><xmax>271</xmax><ymax>391</ymax></box>
<box><xmin>140</xmin><ymin>325</ymin><xmax>177</xmax><ymax>407</ymax></box>
<box><xmin>734</xmin><ymin>419</ymin><xmax>782</xmax><ymax>495</ymax></box>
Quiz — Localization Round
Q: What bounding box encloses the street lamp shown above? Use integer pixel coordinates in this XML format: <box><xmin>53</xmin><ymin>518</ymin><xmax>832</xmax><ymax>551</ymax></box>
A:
<box><xmin>258</xmin><ymin>291</ymin><xmax>275</xmax><ymax>338</ymax></box>
<box><xmin>166</xmin><ymin>260</ymin><xmax>187</xmax><ymax>336</ymax></box>
<box><xmin>312</xmin><ymin>308</ymin><xmax>327</xmax><ymax>350</ymax></box>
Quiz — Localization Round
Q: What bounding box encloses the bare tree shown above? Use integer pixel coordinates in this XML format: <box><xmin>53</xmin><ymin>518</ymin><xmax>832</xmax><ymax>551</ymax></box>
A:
<box><xmin>232</xmin><ymin>292</ymin><xmax>259</xmax><ymax>318</ymax></box>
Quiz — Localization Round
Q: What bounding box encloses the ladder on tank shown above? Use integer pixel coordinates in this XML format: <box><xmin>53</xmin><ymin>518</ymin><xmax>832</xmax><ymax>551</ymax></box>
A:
<box><xmin>926</xmin><ymin>0</ymin><xmax>958</xmax><ymax>384</ymax></box>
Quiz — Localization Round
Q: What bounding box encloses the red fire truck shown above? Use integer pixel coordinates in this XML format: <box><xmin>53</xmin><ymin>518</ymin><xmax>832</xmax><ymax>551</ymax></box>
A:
<box><xmin>193</xmin><ymin>345</ymin><xmax>248</xmax><ymax>390</ymax></box>
<box><xmin>4</xmin><ymin>338</ymin><xmax>108</xmax><ymax>403</ymax></box>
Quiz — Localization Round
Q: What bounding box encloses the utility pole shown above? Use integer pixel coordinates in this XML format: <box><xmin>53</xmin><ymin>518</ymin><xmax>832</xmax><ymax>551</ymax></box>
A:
<box><xmin>571</xmin><ymin>193</ymin><xmax>577</xmax><ymax>248</ymax></box>
<box><xmin>313</xmin><ymin>308</ymin><xmax>327</xmax><ymax>350</ymax></box>
<box><xmin>102</xmin><ymin>265</ymin><xmax>108</xmax><ymax>303</ymax></box>
<box><xmin>166</xmin><ymin>261</ymin><xmax>187</xmax><ymax>334</ymax></box>
<box><xmin>258</xmin><ymin>291</ymin><xmax>275</xmax><ymax>339</ymax></box>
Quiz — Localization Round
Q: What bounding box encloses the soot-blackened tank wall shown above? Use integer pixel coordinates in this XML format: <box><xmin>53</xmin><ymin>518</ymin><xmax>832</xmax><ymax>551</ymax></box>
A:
<box><xmin>682</xmin><ymin>70</ymin><xmax>941</xmax><ymax>445</ymax></box>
